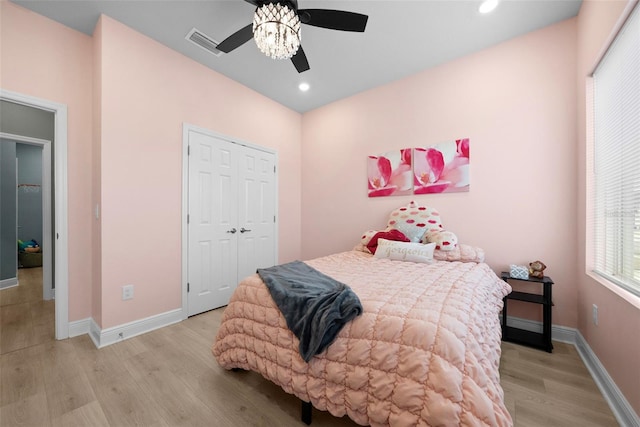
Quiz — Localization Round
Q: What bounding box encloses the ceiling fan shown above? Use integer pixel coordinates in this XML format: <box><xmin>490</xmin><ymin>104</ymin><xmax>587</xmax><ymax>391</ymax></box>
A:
<box><xmin>216</xmin><ymin>0</ymin><xmax>369</xmax><ymax>73</ymax></box>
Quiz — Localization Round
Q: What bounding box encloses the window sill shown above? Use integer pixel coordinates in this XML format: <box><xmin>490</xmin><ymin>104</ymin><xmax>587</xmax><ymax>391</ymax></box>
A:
<box><xmin>586</xmin><ymin>271</ymin><xmax>640</xmax><ymax>310</ymax></box>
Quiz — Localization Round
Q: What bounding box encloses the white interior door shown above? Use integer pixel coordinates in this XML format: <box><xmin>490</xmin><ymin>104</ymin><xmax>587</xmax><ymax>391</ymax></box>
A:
<box><xmin>188</xmin><ymin>132</ymin><xmax>239</xmax><ymax>316</ymax></box>
<box><xmin>187</xmin><ymin>130</ymin><xmax>276</xmax><ymax>316</ymax></box>
<box><xmin>237</xmin><ymin>147</ymin><xmax>276</xmax><ymax>282</ymax></box>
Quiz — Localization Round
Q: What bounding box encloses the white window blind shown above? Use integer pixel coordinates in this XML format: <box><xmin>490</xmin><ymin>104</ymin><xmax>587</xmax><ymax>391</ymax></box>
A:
<box><xmin>593</xmin><ymin>3</ymin><xmax>640</xmax><ymax>297</ymax></box>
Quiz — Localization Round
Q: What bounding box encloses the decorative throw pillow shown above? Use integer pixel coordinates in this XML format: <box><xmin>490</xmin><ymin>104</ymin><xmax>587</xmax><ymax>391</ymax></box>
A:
<box><xmin>424</xmin><ymin>230</ymin><xmax>458</xmax><ymax>251</ymax></box>
<box><xmin>386</xmin><ymin>201</ymin><xmax>443</xmax><ymax>242</ymax></box>
<box><xmin>359</xmin><ymin>230</ymin><xmax>380</xmax><ymax>248</ymax></box>
<box><xmin>366</xmin><ymin>229</ymin><xmax>410</xmax><ymax>254</ymax></box>
<box><xmin>433</xmin><ymin>244</ymin><xmax>485</xmax><ymax>263</ymax></box>
<box><xmin>374</xmin><ymin>239</ymin><xmax>436</xmax><ymax>263</ymax></box>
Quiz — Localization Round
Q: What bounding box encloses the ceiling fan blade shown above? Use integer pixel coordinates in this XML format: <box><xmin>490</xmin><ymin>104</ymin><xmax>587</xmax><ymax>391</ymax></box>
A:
<box><xmin>291</xmin><ymin>47</ymin><xmax>310</xmax><ymax>73</ymax></box>
<box><xmin>216</xmin><ymin>24</ymin><xmax>254</xmax><ymax>53</ymax></box>
<box><xmin>298</xmin><ymin>9</ymin><xmax>368</xmax><ymax>32</ymax></box>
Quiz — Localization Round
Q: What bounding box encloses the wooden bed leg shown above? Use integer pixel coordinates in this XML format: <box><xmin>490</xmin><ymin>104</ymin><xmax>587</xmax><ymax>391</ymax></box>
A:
<box><xmin>301</xmin><ymin>401</ymin><xmax>312</xmax><ymax>425</ymax></box>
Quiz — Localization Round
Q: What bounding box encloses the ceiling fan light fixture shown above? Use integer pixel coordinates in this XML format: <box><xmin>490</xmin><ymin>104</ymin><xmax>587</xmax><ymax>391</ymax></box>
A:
<box><xmin>253</xmin><ymin>3</ymin><xmax>301</xmax><ymax>60</ymax></box>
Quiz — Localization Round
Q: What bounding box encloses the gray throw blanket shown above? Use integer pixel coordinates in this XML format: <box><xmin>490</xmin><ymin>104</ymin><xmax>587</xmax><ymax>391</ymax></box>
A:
<box><xmin>257</xmin><ymin>261</ymin><xmax>363</xmax><ymax>362</ymax></box>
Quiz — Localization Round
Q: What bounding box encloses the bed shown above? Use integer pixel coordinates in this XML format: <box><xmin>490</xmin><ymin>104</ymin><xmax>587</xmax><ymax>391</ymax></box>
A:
<box><xmin>212</xmin><ymin>249</ymin><xmax>513</xmax><ymax>426</ymax></box>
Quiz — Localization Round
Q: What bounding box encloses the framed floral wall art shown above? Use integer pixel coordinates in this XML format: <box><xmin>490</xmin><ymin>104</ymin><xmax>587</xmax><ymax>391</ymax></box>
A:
<box><xmin>413</xmin><ymin>138</ymin><xmax>469</xmax><ymax>194</ymax></box>
<box><xmin>367</xmin><ymin>148</ymin><xmax>413</xmax><ymax>197</ymax></box>
<box><xmin>367</xmin><ymin>139</ymin><xmax>470</xmax><ymax>197</ymax></box>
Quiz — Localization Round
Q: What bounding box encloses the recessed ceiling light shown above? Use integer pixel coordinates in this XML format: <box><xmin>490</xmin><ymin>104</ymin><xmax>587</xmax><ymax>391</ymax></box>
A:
<box><xmin>298</xmin><ymin>82</ymin><xmax>310</xmax><ymax>92</ymax></box>
<box><xmin>479</xmin><ymin>0</ymin><xmax>499</xmax><ymax>14</ymax></box>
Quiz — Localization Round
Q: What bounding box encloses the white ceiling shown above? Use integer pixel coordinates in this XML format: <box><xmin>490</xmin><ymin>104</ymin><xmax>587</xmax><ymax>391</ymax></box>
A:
<box><xmin>12</xmin><ymin>0</ymin><xmax>582</xmax><ymax>113</ymax></box>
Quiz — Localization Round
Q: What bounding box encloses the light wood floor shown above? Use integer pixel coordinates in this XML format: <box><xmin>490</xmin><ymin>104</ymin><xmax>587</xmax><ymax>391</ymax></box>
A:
<box><xmin>0</xmin><ymin>267</ymin><xmax>54</xmax><ymax>356</ymax></box>
<box><xmin>0</xmin><ymin>270</ymin><xmax>619</xmax><ymax>426</ymax></box>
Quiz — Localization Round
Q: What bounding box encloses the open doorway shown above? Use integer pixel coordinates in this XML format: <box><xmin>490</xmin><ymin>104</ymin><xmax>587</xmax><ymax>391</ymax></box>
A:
<box><xmin>0</xmin><ymin>135</ymin><xmax>53</xmax><ymax>354</ymax></box>
<box><xmin>0</xmin><ymin>90</ymin><xmax>69</xmax><ymax>340</ymax></box>
<box><xmin>17</xmin><ymin>141</ymin><xmax>52</xmax><ymax>300</ymax></box>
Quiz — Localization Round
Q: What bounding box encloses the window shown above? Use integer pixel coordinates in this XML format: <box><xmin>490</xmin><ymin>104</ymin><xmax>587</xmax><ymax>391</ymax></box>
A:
<box><xmin>592</xmin><ymin>3</ymin><xmax>640</xmax><ymax>297</ymax></box>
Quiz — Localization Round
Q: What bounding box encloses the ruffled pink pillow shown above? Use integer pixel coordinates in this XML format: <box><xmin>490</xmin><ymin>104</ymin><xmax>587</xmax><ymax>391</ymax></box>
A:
<box><xmin>366</xmin><ymin>229</ymin><xmax>410</xmax><ymax>254</ymax></box>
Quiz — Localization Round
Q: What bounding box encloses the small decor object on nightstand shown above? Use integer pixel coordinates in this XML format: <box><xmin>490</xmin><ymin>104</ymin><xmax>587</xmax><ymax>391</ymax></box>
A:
<box><xmin>509</xmin><ymin>264</ymin><xmax>529</xmax><ymax>280</ymax></box>
<box><xmin>528</xmin><ymin>260</ymin><xmax>547</xmax><ymax>279</ymax></box>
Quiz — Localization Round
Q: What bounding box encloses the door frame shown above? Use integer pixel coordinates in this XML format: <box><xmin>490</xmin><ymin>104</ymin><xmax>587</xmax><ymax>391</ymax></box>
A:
<box><xmin>181</xmin><ymin>123</ymin><xmax>278</xmax><ymax>319</ymax></box>
<box><xmin>1</xmin><ymin>133</ymin><xmax>53</xmax><ymax>300</ymax></box>
<box><xmin>0</xmin><ymin>89</ymin><xmax>69</xmax><ymax>339</ymax></box>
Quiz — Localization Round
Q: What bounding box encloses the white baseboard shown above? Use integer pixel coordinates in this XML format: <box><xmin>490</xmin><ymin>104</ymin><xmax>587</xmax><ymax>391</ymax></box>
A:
<box><xmin>547</xmin><ymin>323</ymin><xmax>577</xmax><ymax>344</ymax></box>
<box><xmin>503</xmin><ymin>315</ymin><xmax>576</xmax><ymax>344</ymax></box>
<box><xmin>504</xmin><ymin>315</ymin><xmax>543</xmax><ymax>332</ymax></box>
<box><xmin>89</xmin><ymin>318</ymin><xmax>101</xmax><ymax>348</ymax></box>
<box><xmin>68</xmin><ymin>317</ymin><xmax>91</xmax><ymax>337</ymax></box>
<box><xmin>88</xmin><ymin>308</ymin><xmax>183</xmax><ymax>349</ymax></box>
<box><xmin>0</xmin><ymin>277</ymin><xmax>18</xmax><ymax>289</ymax></box>
<box><xmin>574</xmin><ymin>330</ymin><xmax>640</xmax><ymax>427</ymax></box>
<box><xmin>505</xmin><ymin>316</ymin><xmax>639</xmax><ymax>426</ymax></box>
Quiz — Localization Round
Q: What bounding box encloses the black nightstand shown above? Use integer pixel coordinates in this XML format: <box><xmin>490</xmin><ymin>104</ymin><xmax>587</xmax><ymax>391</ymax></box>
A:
<box><xmin>500</xmin><ymin>271</ymin><xmax>554</xmax><ymax>353</ymax></box>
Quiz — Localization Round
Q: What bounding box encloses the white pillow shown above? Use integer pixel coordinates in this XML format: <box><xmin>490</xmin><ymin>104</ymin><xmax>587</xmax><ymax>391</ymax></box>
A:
<box><xmin>374</xmin><ymin>239</ymin><xmax>436</xmax><ymax>263</ymax></box>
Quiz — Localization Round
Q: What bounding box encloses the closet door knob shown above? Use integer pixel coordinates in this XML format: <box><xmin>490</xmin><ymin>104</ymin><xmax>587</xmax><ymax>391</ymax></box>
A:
<box><xmin>240</xmin><ymin>227</ymin><xmax>252</xmax><ymax>233</ymax></box>
<box><xmin>227</xmin><ymin>228</ymin><xmax>237</xmax><ymax>234</ymax></box>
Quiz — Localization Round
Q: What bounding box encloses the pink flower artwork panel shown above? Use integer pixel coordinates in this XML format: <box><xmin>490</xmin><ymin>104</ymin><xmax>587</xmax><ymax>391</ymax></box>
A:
<box><xmin>367</xmin><ymin>148</ymin><xmax>413</xmax><ymax>197</ymax></box>
<box><xmin>367</xmin><ymin>139</ymin><xmax>470</xmax><ymax>197</ymax></box>
<box><xmin>413</xmin><ymin>139</ymin><xmax>470</xmax><ymax>194</ymax></box>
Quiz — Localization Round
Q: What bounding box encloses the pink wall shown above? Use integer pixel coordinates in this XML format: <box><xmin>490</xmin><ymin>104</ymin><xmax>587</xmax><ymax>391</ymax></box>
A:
<box><xmin>97</xmin><ymin>16</ymin><xmax>302</xmax><ymax>328</ymax></box>
<box><xmin>576</xmin><ymin>0</ymin><xmax>640</xmax><ymax>415</ymax></box>
<box><xmin>302</xmin><ymin>19</ymin><xmax>578</xmax><ymax>328</ymax></box>
<box><xmin>1</xmin><ymin>1</ymin><xmax>94</xmax><ymax>321</ymax></box>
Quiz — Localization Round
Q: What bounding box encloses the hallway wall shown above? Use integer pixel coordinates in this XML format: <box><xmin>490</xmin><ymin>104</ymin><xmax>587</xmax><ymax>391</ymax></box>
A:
<box><xmin>0</xmin><ymin>141</ymin><xmax>17</xmax><ymax>284</ymax></box>
<box><xmin>16</xmin><ymin>144</ymin><xmax>43</xmax><ymax>245</ymax></box>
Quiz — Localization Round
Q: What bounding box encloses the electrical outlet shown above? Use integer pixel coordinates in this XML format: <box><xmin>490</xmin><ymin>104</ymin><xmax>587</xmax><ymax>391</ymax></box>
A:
<box><xmin>592</xmin><ymin>304</ymin><xmax>598</xmax><ymax>325</ymax></box>
<box><xmin>122</xmin><ymin>284</ymin><xmax>134</xmax><ymax>300</ymax></box>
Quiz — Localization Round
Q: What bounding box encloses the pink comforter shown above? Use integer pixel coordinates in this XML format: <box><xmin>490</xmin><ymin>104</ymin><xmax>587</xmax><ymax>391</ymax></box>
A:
<box><xmin>213</xmin><ymin>251</ymin><xmax>513</xmax><ymax>426</ymax></box>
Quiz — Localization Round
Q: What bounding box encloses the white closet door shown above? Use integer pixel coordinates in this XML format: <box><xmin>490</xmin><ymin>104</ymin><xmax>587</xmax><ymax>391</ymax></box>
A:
<box><xmin>237</xmin><ymin>146</ymin><xmax>276</xmax><ymax>283</ymax></box>
<box><xmin>188</xmin><ymin>131</ymin><xmax>239</xmax><ymax>316</ymax></box>
<box><xmin>187</xmin><ymin>130</ymin><xmax>276</xmax><ymax>316</ymax></box>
